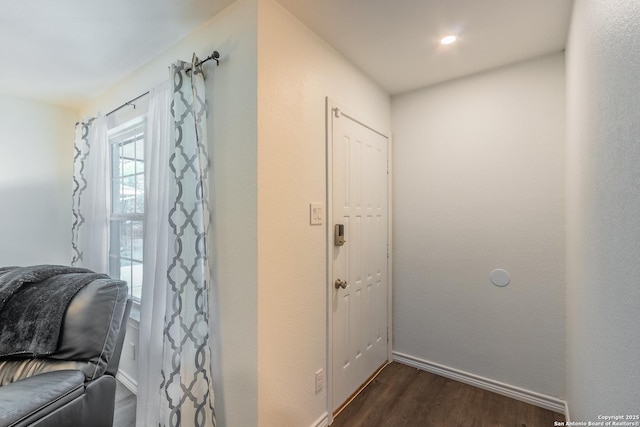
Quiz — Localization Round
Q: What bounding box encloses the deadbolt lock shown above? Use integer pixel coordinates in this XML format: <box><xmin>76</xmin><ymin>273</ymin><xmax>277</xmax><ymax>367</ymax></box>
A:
<box><xmin>334</xmin><ymin>224</ymin><xmax>346</xmax><ymax>246</ymax></box>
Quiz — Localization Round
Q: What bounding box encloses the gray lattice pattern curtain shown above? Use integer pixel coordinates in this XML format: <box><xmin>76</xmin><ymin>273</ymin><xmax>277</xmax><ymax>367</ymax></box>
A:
<box><xmin>158</xmin><ymin>55</ymin><xmax>215</xmax><ymax>427</ymax></box>
<box><xmin>71</xmin><ymin>116</ymin><xmax>109</xmax><ymax>273</ymax></box>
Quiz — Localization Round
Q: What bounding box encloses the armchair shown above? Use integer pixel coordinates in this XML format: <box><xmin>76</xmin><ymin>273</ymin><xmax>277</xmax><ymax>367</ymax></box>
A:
<box><xmin>0</xmin><ymin>271</ymin><xmax>131</xmax><ymax>427</ymax></box>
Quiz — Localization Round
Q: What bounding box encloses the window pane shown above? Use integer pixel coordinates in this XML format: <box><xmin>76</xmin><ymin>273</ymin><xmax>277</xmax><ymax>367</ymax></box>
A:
<box><xmin>119</xmin><ymin>260</ymin><xmax>132</xmax><ymax>296</ymax></box>
<box><xmin>110</xmin><ymin>218</ymin><xmax>143</xmax><ymax>300</ymax></box>
<box><xmin>132</xmin><ymin>220</ymin><xmax>143</xmax><ymax>261</ymax></box>
<box><xmin>130</xmin><ymin>261</ymin><xmax>143</xmax><ymax>301</ymax></box>
<box><xmin>120</xmin><ymin>175</ymin><xmax>135</xmax><ymax>213</ymax></box>
<box><xmin>120</xmin><ymin>220</ymin><xmax>132</xmax><ymax>259</ymax></box>
<box><xmin>108</xmin><ymin>220</ymin><xmax>121</xmax><ymax>279</ymax></box>
<box><xmin>136</xmin><ymin>137</ymin><xmax>144</xmax><ymax>169</ymax></box>
<box><xmin>112</xmin><ymin>178</ymin><xmax>122</xmax><ymax>214</ymax></box>
<box><xmin>111</xmin><ymin>142</ymin><xmax>122</xmax><ymax>214</ymax></box>
<box><xmin>108</xmin><ymin>118</ymin><xmax>145</xmax><ymax>303</ymax></box>
<box><xmin>135</xmin><ymin>174</ymin><xmax>144</xmax><ymax>213</ymax></box>
<box><xmin>121</xmin><ymin>141</ymin><xmax>135</xmax><ymax>175</ymax></box>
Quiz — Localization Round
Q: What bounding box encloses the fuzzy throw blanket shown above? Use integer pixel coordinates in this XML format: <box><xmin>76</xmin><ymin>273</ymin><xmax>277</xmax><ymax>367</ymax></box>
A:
<box><xmin>0</xmin><ymin>265</ymin><xmax>108</xmax><ymax>357</ymax></box>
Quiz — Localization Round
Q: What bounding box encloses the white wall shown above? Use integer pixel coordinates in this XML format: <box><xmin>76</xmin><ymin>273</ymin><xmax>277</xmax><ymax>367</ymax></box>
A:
<box><xmin>256</xmin><ymin>0</ymin><xmax>390</xmax><ymax>425</ymax></box>
<box><xmin>392</xmin><ymin>53</ymin><xmax>566</xmax><ymax>400</ymax></box>
<box><xmin>0</xmin><ymin>95</ymin><xmax>76</xmax><ymax>265</ymax></box>
<box><xmin>82</xmin><ymin>1</ymin><xmax>390</xmax><ymax>425</ymax></box>
<box><xmin>566</xmin><ymin>0</ymin><xmax>640</xmax><ymax>420</ymax></box>
<box><xmin>82</xmin><ymin>1</ymin><xmax>259</xmax><ymax>425</ymax></box>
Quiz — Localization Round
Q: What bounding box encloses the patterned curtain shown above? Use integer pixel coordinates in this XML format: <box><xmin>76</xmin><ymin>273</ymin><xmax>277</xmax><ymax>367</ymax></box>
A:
<box><xmin>158</xmin><ymin>54</ymin><xmax>215</xmax><ymax>427</ymax></box>
<box><xmin>71</xmin><ymin>115</ymin><xmax>109</xmax><ymax>273</ymax></box>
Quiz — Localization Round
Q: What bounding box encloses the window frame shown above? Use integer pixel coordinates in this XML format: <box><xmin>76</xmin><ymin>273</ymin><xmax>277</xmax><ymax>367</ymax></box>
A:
<box><xmin>107</xmin><ymin>115</ymin><xmax>146</xmax><ymax>307</ymax></box>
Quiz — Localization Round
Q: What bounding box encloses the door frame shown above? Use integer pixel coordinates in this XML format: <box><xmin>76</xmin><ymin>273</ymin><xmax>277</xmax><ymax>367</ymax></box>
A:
<box><xmin>325</xmin><ymin>97</ymin><xmax>393</xmax><ymax>422</ymax></box>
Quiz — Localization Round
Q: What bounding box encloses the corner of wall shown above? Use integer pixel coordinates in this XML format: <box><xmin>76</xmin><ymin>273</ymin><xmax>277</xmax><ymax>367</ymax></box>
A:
<box><xmin>565</xmin><ymin>0</ymin><xmax>640</xmax><ymax>420</ymax></box>
<box><xmin>255</xmin><ymin>1</ymin><xmax>390</xmax><ymax>426</ymax></box>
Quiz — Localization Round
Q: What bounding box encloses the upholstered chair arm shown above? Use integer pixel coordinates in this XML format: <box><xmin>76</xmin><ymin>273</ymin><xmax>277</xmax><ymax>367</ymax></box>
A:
<box><xmin>0</xmin><ymin>370</ymin><xmax>84</xmax><ymax>427</ymax></box>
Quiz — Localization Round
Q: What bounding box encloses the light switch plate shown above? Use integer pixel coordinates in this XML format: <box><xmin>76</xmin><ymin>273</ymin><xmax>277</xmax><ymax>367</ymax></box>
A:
<box><xmin>310</xmin><ymin>203</ymin><xmax>324</xmax><ymax>225</ymax></box>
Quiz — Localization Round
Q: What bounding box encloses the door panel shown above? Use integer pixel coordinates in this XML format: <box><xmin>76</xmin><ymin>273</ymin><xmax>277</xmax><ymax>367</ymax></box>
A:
<box><xmin>331</xmin><ymin>107</ymin><xmax>388</xmax><ymax>412</ymax></box>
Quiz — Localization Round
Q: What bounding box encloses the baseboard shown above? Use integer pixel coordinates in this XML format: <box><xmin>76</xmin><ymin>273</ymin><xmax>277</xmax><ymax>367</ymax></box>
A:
<box><xmin>116</xmin><ymin>369</ymin><xmax>138</xmax><ymax>395</ymax></box>
<box><xmin>565</xmin><ymin>401</ymin><xmax>571</xmax><ymax>422</ymax></box>
<box><xmin>310</xmin><ymin>412</ymin><xmax>329</xmax><ymax>427</ymax></box>
<box><xmin>393</xmin><ymin>352</ymin><xmax>565</xmax><ymax>414</ymax></box>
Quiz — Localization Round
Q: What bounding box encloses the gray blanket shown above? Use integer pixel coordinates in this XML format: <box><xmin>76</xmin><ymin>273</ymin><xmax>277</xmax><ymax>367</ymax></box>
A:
<box><xmin>0</xmin><ymin>265</ymin><xmax>108</xmax><ymax>357</ymax></box>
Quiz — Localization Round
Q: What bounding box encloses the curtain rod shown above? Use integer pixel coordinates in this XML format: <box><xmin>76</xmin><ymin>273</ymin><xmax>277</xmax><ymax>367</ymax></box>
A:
<box><xmin>106</xmin><ymin>50</ymin><xmax>220</xmax><ymax>117</ymax></box>
<box><xmin>106</xmin><ymin>90</ymin><xmax>150</xmax><ymax>117</ymax></box>
<box><xmin>186</xmin><ymin>50</ymin><xmax>220</xmax><ymax>73</ymax></box>
<box><xmin>76</xmin><ymin>50</ymin><xmax>221</xmax><ymax>126</ymax></box>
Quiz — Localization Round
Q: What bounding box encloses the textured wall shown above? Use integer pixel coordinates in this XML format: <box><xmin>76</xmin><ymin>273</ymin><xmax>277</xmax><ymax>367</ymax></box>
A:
<box><xmin>392</xmin><ymin>53</ymin><xmax>566</xmax><ymax>399</ymax></box>
<box><xmin>0</xmin><ymin>94</ymin><xmax>76</xmax><ymax>265</ymax></box>
<box><xmin>566</xmin><ymin>0</ymin><xmax>640</xmax><ymax>420</ymax></box>
<box><xmin>82</xmin><ymin>1</ymin><xmax>260</xmax><ymax>425</ymax></box>
<box><xmin>257</xmin><ymin>0</ymin><xmax>390</xmax><ymax>425</ymax></box>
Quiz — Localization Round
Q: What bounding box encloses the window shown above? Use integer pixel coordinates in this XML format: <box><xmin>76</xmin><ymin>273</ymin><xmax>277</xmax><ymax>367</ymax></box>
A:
<box><xmin>108</xmin><ymin>118</ymin><xmax>145</xmax><ymax>303</ymax></box>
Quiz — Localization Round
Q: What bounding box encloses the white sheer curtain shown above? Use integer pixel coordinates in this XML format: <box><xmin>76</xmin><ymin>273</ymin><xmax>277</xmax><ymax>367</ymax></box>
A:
<box><xmin>72</xmin><ymin>61</ymin><xmax>215</xmax><ymax>426</ymax></box>
<box><xmin>71</xmin><ymin>115</ymin><xmax>109</xmax><ymax>273</ymax></box>
<box><xmin>137</xmin><ymin>80</ymin><xmax>173</xmax><ymax>427</ymax></box>
<box><xmin>137</xmin><ymin>55</ymin><xmax>215</xmax><ymax>427</ymax></box>
<box><xmin>161</xmin><ymin>55</ymin><xmax>215</xmax><ymax>427</ymax></box>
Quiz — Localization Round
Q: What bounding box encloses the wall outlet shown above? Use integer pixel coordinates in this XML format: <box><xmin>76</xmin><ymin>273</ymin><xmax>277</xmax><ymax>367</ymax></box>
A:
<box><xmin>130</xmin><ymin>343</ymin><xmax>137</xmax><ymax>361</ymax></box>
<box><xmin>315</xmin><ymin>369</ymin><xmax>324</xmax><ymax>395</ymax></box>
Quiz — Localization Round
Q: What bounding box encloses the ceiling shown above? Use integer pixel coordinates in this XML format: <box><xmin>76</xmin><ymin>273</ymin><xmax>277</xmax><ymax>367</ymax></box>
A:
<box><xmin>276</xmin><ymin>0</ymin><xmax>574</xmax><ymax>95</ymax></box>
<box><xmin>0</xmin><ymin>0</ymin><xmax>573</xmax><ymax>109</ymax></box>
<box><xmin>0</xmin><ymin>0</ymin><xmax>234</xmax><ymax>108</ymax></box>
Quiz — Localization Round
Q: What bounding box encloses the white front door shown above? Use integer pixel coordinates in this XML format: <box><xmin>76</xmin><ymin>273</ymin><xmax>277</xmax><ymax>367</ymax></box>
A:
<box><xmin>330</xmin><ymin>104</ymin><xmax>389</xmax><ymax>413</ymax></box>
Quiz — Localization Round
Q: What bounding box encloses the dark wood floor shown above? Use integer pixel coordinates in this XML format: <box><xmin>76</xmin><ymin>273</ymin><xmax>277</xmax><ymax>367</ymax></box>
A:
<box><xmin>114</xmin><ymin>363</ymin><xmax>565</xmax><ymax>427</ymax></box>
<box><xmin>332</xmin><ymin>362</ymin><xmax>565</xmax><ymax>427</ymax></box>
<box><xmin>114</xmin><ymin>380</ymin><xmax>136</xmax><ymax>427</ymax></box>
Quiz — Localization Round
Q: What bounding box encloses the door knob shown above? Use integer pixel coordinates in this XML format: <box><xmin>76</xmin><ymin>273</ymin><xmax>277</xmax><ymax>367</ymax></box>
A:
<box><xmin>335</xmin><ymin>278</ymin><xmax>347</xmax><ymax>289</ymax></box>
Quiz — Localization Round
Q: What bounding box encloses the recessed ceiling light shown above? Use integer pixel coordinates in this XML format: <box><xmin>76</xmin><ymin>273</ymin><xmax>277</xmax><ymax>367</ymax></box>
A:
<box><xmin>440</xmin><ymin>35</ymin><xmax>457</xmax><ymax>45</ymax></box>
